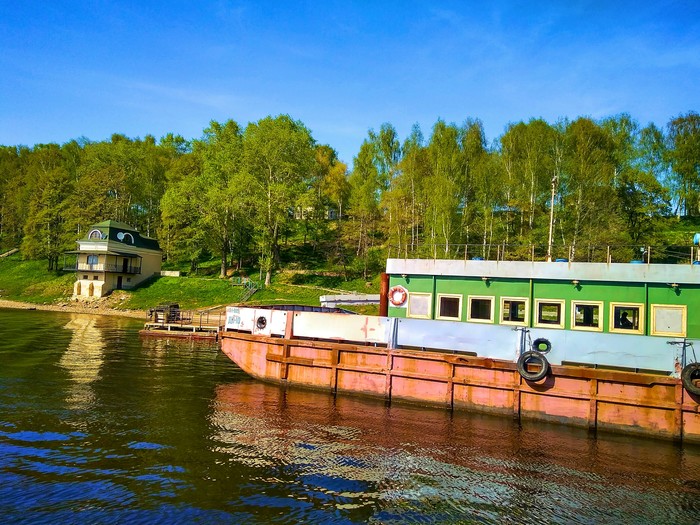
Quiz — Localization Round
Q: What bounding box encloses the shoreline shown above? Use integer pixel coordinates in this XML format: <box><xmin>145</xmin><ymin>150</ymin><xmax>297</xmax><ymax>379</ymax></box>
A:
<box><xmin>0</xmin><ymin>299</ymin><xmax>148</xmax><ymax>319</ymax></box>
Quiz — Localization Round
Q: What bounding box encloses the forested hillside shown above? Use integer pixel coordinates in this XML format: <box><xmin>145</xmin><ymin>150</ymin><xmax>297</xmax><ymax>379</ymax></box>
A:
<box><xmin>1</xmin><ymin>112</ymin><xmax>699</xmax><ymax>282</ymax></box>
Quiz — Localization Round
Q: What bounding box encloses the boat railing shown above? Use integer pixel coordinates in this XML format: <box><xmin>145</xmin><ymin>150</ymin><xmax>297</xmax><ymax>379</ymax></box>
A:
<box><xmin>387</xmin><ymin>243</ymin><xmax>699</xmax><ymax>265</ymax></box>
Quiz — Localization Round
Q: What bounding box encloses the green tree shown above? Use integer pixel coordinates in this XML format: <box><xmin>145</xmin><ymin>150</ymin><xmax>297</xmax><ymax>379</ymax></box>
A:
<box><xmin>395</xmin><ymin>124</ymin><xmax>428</xmax><ymax>252</ymax></box>
<box><xmin>198</xmin><ymin>120</ymin><xmax>250</xmax><ymax>278</ymax></box>
<box><xmin>347</xmin><ymin>140</ymin><xmax>382</xmax><ymax>278</ymax></box>
<box><xmin>243</xmin><ymin>115</ymin><xmax>316</xmax><ymax>285</ymax></box>
<box><xmin>0</xmin><ymin>146</ymin><xmax>27</xmax><ymax>250</ymax></box>
<box><xmin>561</xmin><ymin>118</ymin><xmax>617</xmax><ymax>259</ymax></box>
<box><xmin>424</xmin><ymin>120</ymin><xmax>462</xmax><ymax>257</ymax></box>
<box><xmin>602</xmin><ymin>114</ymin><xmax>670</xmax><ymax>244</ymax></box>
<box><xmin>20</xmin><ymin>144</ymin><xmax>73</xmax><ymax>270</ymax></box>
<box><xmin>158</xmin><ymin>150</ymin><xmax>204</xmax><ymax>271</ymax></box>
<box><xmin>666</xmin><ymin>112</ymin><xmax>700</xmax><ymax>216</ymax></box>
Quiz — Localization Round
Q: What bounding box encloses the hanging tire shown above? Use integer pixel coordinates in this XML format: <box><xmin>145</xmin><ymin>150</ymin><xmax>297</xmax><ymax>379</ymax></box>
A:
<box><xmin>531</xmin><ymin>337</ymin><xmax>552</xmax><ymax>353</ymax></box>
<box><xmin>681</xmin><ymin>362</ymin><xmax>700</xmax><ymax>396</ymax></box>
<box><xmin>517</xmin><ymin>351</ymin><xmax>550</xmax><ymax>382</ymax></box>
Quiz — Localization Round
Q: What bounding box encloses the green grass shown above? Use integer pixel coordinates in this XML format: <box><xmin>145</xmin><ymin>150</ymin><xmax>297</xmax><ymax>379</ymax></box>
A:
<box><xmin>117</xmin><ymin>276</ymin><xmax>247</xmax><ymax>310</ymax></box>
<box><xmin>0</xmin><ymin>255</ymin><xmax>75</xmax><ymax>303</ymax></box>
<box><xmin>0</xmin><ymin>253</ymin><xmax>382</xmax><ymax>314</ymax></box>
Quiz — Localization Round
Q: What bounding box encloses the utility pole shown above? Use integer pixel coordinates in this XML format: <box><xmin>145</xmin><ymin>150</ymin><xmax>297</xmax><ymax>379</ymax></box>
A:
<box><xmin>546</xmin><ymin>173</ymin><xmax>557</xmax><ymax>262</ymax></box>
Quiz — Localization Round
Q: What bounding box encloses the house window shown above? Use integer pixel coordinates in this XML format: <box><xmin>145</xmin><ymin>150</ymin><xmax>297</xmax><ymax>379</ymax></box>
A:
<box><xmin>610</xmin><ymin>303</ymin><xmax>644</xmax><ymax>334</ymax></box>
<box><xmin>572</xmin><ymin>301</ymin><xmax>603</xmax><ymax>332</ymax></box>
<box><xmin>88</xmin><ymin>229</ymin><xmax>103</xmax><ymax>239</ymax></box>
<box><xmin>501</xmin><ymin>297</ymin><xmax>528</xmax><ymax>326</ymax></box>
<box><xmin>87</xmin><ymin>255</ymin><xmax>98</xmax><ymax>266</ymax></box>
<box><xmin>82</xmin><ymin>275</ymin><xmax>88</xmax><ymax>280</ymax></box>
<box><xmin>535</xmin><ymin>300</ymin><xmax>565</xmax><ymax>328</ymax></box>
<box><xmin>467</xmin><ymin>296</ymin><xmax>494</xmax><ymax>323</ymax></box>
<box><xmin>650</xmin><ymin>304</ymin><xmax>685</xmax><ymax>337</ymax></box>
<box><xmin>437</xmin><ymin>294</ymin><xmax>462</xmax><ymax>320</ymax></box>
<box><xmin>407</xmin><ymin>293</ymin><xmax>432</xmax><ymax>319</ymax></box>
<box><xmin>93</xmin><ymin>276</ymin><xmax>98</xmax><ymax>280</ymax></box>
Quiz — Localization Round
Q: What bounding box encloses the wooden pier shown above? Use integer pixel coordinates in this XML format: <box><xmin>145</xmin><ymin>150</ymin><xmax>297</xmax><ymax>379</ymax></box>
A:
<box><xmin>140</xmin><ymin>305</ymin><xmax>224</xmax><ymax>340</ymax></box>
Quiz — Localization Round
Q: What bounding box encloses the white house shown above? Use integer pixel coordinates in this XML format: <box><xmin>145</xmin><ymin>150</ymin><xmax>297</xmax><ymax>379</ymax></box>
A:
<box><xmin>67</xmin><ymin>220</ymin><xmax>162</xmax><ymax>299</ymax></box>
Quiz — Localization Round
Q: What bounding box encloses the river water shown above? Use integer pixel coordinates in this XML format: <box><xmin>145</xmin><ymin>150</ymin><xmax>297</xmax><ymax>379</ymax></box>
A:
<box><xmin>0</xmin><ymin>308</ymin><xmax>699</xmax><ymax>524</ymax></box>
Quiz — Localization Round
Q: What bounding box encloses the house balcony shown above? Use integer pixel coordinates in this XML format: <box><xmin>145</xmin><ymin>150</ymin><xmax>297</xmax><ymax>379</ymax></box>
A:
<box><xmin>64</xmin><ymin>262</ymin><xmax>142</xmax><ymax>274</ymax></box>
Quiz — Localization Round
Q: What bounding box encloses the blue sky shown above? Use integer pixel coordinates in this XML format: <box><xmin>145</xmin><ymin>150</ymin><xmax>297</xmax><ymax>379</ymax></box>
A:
<box><xmin>1</xmin><ymin>1</ymin><xmax>698</xmax><ymax>165</ymax></box>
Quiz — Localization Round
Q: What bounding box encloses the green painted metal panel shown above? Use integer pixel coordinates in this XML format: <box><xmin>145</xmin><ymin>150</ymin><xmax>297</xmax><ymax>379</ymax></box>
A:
<box><xmin>390</xmin><ymin>271</ymin><xmax>696</xmax><ymax>336</ymax></box>
<box><xmin>648</xmin><ymin>283</ymin><xmax>700</xmax><ymax>338</ymax></box>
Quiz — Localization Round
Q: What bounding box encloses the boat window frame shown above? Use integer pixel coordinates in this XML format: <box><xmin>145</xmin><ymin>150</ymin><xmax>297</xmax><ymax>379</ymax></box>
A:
<box><xmin>436</xmin><ymin>293</ymin><xmax>462</xmax><ymax>321</ymax></box>
<box><xmin>571</xmin><ymin>300</ymin><xmax>604</xmax><ymax>332</ymax></box>
<box><xmin>650</xmin><ymin>304</ymin><xmax>686</xmax><ymax>337</ymax></box>
<box><xmin>467</xmin><ymin>295</ymin><xmax>495</xmax><ymax>324</ymax></box>
<box><xmin>406</xmin><ymin>292</ymin><xmax>432</xmax><ymax>319</ymax></box>
<box><xmin>534</xmin><ymin>299</ymin><xmax>565</xmax><ymax>329</ymax></box>
<box><xmin>500</xmin><ymin>296</ymin><xmax>529</xmax><ymax>326</ymax></box>
<box><xmin>609</xmin><ymin>302</ymin><xmax>645</xmax><ymax>335</ymax></box>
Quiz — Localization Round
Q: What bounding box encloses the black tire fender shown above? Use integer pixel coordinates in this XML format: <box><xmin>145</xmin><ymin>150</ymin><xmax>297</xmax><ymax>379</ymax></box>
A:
<box><xmin>532</xmin><ymin>337</ymin><xmax>552</xmax><ymax>353</ymax></box>
<box><xmin>517</xmin><ymin>351</ymin><xmax>550</xmax><ymax>382</ymax></box>
<box><xmin>681</xmin><ymin>362</ymin><xmax>700</xmax><ymax>396</ymax></box>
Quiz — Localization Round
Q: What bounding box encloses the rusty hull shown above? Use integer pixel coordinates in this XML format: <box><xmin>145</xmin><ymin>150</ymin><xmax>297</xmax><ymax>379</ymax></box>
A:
<box><xmin>220</xmin><ymin>330</ymin><xmax>700</xmax><ymax>443</ymax></box>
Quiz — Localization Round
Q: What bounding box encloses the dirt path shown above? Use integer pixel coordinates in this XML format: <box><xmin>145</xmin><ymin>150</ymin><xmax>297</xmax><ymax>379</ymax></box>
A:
<box><xmin>0</xmin><ymin>299</ymin><xmax>147</xmax><ymax>319</ymax></box>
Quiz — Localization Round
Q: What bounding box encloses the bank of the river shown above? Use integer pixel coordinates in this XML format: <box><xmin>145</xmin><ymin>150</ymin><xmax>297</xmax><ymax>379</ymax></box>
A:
<box><xmin>0</xmin><ymin>299</ymin><xmax>148</xmax><ymax>319</ymax></box>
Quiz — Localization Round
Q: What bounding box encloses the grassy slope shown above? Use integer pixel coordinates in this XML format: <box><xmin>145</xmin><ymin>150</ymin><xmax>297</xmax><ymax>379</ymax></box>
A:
<box><xmin>0</xmin><ymin>253</ymin><xmax>381</xmax><ymax>314</ymax></box>
<box><xmin>0</xmin><ymin>255</ymin><xmax>75</xmax><ymax>303</ymax></box>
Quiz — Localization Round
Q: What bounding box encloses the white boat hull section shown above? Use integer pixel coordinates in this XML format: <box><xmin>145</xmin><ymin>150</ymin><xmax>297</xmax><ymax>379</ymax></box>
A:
<box><xmin>395</xmin><ymin>318</ymin><xmax>520</xmax><ymax>361</ymax></box>
<box><xmin>292</xmin><ymin>311</ymin><xmax>391</xmax><ymax>344</ymax></box>
<box><xmin>224</xmin><ymin>307</ymin><xmax>687</xmax><ymax>376</ymax></box>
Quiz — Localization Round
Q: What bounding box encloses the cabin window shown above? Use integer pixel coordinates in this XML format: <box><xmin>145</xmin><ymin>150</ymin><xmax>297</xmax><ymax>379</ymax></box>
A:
<box><xmin>500</xmin><ymin>297</ymin><xmax>528</xmax><ymax>326</ymax></box>
<box><xmin>572</xmin><ymin>301</ymin><xmax>603</xmax><ymax>332</ymax></box>
<box><xmin>407</xmin><ymin>293</ymin><xmax>432</xmax><ymax>319</ymax></box>
<box><xmin>467</xmin><ymin>296</ymin><xmax>494</xmax><ymax>323</ymax></box>
<box><xmin>437</xmin><ymin>294</ymin><xmax>462</xmax><ymax>320</ymax></box>
<box><xmin>610</xmin><ymin>303</ymin><xmax>644</xmax><ymax>334</ymax></box>
<box><xmin>534</xmin><ymin>300</ymin><xmax>565</xmax><ymax>329</ymax></box>
<box><xmin>650</xmin><ymin>304</ymin><xmax>686</xmax><ymax>337</ymax></box>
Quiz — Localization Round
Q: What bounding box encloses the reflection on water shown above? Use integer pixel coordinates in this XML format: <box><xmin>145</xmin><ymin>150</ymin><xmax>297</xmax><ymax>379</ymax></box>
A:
<box><xmin>210</xmin><ymin>382</ymin><xmax>700</xmax><ymax>524</ymax></box>
<box><xmin>0</xmin><ymin>308</ymin><xmax>699</xmax><ymax>524</ymax></box>
<box><xmin>60</xmin><ymin>316</ymin><xmax>105</xmax><ymax>410</ymax></box>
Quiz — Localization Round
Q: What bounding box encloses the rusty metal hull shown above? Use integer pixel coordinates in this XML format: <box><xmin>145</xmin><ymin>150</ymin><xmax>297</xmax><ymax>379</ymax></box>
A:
<box><xmin>220</xmin><ymin>331</ymin><xmax>700</xmax><ymax>443</ymax></box>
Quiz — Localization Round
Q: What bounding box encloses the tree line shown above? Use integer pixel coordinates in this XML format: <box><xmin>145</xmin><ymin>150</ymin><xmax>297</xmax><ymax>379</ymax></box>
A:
<box><xmin>0</xmin><ymin>112</ymin><xmax>698</xmax><ymax>281</ymax></box>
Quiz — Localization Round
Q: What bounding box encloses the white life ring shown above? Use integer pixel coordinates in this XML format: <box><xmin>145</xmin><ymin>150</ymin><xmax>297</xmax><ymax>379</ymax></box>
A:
<box><xmin>388</xmin><ymin>285</ymin><xmax>408</xmax><ymax>306</ymax></box>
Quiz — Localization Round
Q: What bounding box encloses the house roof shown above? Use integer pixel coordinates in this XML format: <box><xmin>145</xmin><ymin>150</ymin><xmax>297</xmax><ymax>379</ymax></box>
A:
<box><xmin>92</xmin><ymin>220</ymin><xmax>138</xmax><ymax>231</ymax></box>
<box><xmin>80</xmin><ymin>220</ymin><xmax>161</xmax><ymax>251</ymax></box>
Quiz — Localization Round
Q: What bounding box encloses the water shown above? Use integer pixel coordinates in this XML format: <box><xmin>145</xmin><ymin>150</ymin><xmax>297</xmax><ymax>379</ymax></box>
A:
<box><xmin>0</xmin><ymin>309</ymin><xmax>699</xmax><ymax>524</ymax></box>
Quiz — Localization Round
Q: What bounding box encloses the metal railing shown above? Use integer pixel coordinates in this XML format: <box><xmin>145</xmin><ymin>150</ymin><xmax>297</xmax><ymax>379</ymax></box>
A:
<box><xmin>231</xmin><ymin>277</ymin><xmax>262</xmax><ymax>301</ymax></box>
<box><xmin>64</xmin><ymin>263</ymin><xmax>142</xmax><ymax>274</ymax></box>
<box><xmin>386</xmin><ymin>243</ymin><xmax>699</xmax><ymax>265</ymax></box>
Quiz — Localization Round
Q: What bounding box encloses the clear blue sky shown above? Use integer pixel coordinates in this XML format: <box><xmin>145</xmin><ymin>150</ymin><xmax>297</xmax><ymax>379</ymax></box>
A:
<box><xmin>1</xmin><ymin>1</ymin><xmax>698</xmax><ymax>165</ymax></box>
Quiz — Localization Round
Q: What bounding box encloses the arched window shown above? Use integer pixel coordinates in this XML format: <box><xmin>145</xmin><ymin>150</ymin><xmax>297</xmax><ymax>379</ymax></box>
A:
<box><xmin>88</xmin><ymin>229</ymin><xmax>103</xmax><ymax>239</ymax></box>
<box><xmin>116</xmin><ymin>231</ymin><xmax>134</xmax><ymax>244</ymax></box>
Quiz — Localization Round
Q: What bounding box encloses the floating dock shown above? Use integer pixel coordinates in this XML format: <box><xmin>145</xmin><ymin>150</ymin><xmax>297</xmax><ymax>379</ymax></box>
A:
<box><xmin>140</xmin><ymin>305</ymin><xmax>224</xmax><ymax>340</ymax></box>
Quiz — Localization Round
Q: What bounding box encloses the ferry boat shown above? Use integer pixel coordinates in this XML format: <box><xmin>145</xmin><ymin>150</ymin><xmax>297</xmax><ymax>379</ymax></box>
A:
<box><xmin>220</xmin><ymin>242</ymin><xmax>700</xmax><ymax>443</ymax></box>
